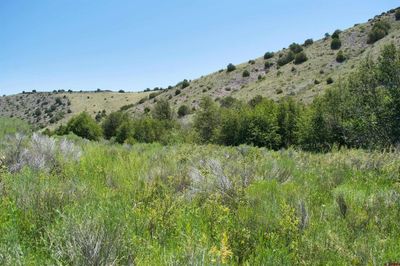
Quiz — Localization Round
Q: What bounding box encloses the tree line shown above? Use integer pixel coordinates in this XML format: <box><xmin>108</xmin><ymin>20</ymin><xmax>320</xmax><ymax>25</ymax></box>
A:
<box><xmin>53</xmin><ymin>44</ymin><xmax>400</xmax><ymax>152</ymax></box>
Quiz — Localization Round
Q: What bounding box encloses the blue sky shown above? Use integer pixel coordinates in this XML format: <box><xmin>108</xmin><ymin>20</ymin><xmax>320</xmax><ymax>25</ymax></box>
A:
<box><xmin>0</xmin><ymin>1</ymin><xmax>398</xmax><ymax>95</ymax></box>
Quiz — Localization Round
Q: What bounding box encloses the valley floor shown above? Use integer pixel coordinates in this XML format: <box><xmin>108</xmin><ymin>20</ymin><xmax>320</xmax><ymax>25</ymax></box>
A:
<box><xmin>1</xmin><ymin>133</ymin><xmax>400</xmax><ymax>265</ymax></box>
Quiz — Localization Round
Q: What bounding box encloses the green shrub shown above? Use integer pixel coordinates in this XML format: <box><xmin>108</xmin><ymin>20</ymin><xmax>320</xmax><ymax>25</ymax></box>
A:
<box><xmin>294</xmin><ymin>52</ymin><xmax>308</xmax><ymax>65</ymax></box>
<box><xmin>65</xmin><ymin>112</ymin><xmax>102</xmax><ymax>140</ymax></box>
<box><xmin>175</xmin><ymin>89</ymin><xmax>181</xmax><ymax>96</ymax></box>
<box><xmin>177</xmin><ymin>105</ymin><xmax>190</xmax><ymax>117</ymax></box>
<box><xmin>227</xmin><ymin>63</ymin><xmax>236</xmax><ymax>72</ymax></box>
<box><xmin>331</xmin><ymin>29</ymin><xmax>341</xmax><ymax>39</ymax></box>
<box><xmin>396</xmin><ymin>9</ymin><xmax>400</xmax><ymax>20</ymax></box>
<box><xmin>152</xmin><ymin>99</ymin><xmax>173</xmax><ymax>120</ymax></box>
<box><xmin>303</xmin><ymin>39</ymin><xmax>313</xmax><ymax>46</ymax></box>
<box><xmin>336</xmin><ymin>50</ymin><xmax>346</xmax><ymax>63</ymax></box>
<box><xmin>181</xmin><ymin>79</ymin><xmax>190</xmax><ymax>89</ymax></box>
<box><xmin>264</xmin><ymin>52</ymin><xmax>274</xmax><ymax>60</ymax></box>
<box><xmin>277</xmin><ymin>51</ymin><xmax>295</xmax><ymax>66</ymax></box>
<box><xmin>264</xmin><ymin>61</ymin><xmax>273</xmax><ymax>69</ymax></box>
<box><xmin>289</xmin><ymin>43</ymin><xmax>303</xmax><ymax>54</ymax></box>
<box><xmin>326</xmin><ymin>77</ymin><xmax>334</xmax><ymax>84</ymax></box>
<box><xmin>242</xmin><ymin>70</ymin><xmax>250</xmax><ymax>77</ymax></box>
<box><xmin>330</xmin><ymin>38</ymin><xmax>341</xmax><ymax>50</ymax></box>
<box><xmin>367</xmin><ymin>21</ymin><xmax>391</xmax><ymax>44</ymax></box>
<box><xmin>102</xmin><ymin>112</ymin><xmax>125</xmax><ymax>139</ymax></box>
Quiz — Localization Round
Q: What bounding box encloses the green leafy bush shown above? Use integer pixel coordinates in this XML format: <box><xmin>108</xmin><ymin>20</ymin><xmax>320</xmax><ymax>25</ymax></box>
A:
<box><xmin>294</xmin><ymin>52</ymin><xmax>308</xmax><ymax>64</ymax></box>
<box><xmin>396</xmin><ymin>9</ymin><xmax>400</xmax><ymax>20</ymax></box>
<box><xmin>264</xmin><ymin>52</ymin><xmax>274</xmax><ymax>59</ymax></box>
<box><xmin>227</xmin><ymin>63</ymin><xmax>236</xmax><ymax>72</ymax></box>
<box><xmin>289</xmin><ymin>43</ymin><xmax>303</xmax><ymax>53</ymax></box>
<box><xmin>303</xmin><ymin>39</ymin><xmax>313</xmax><ymax>46</ymax></box>
<box><xmin>242</xmin><ymin>70</ymin><xmax>250</xmax><ymax>77</ymax></box>
<box><xmin>64</xmin><ymin>112</ymin><xmax>102</xmax><ymax>140</ymax></box>
<box><xmin>152</xmin><ymin>99</ymin><xmax>173</xmax><ymax>120</ymax></box>
<box><xmin>367</xmin><ymin>21</ymin><xmax>391</xmax><ymax>44</ymax></box>
<box><xmin>102</xmin><ymin>111</ymin><xmax>125</xmax><ymax>139</ymax></box>
<box><xmin>277</xmin><ymin>51</ymin><xmax>295</xmax><ymax>66</ymax></box>
<box><xmin>331</xmin><ymin>29</ymin><xmax>341</xmax><ymax>39</ymax></box>
<box><xmin>177</xmin><ymin>105</ymin><xmax>190</xmax><ymax>117</ymax></box>
<box><xmin>330</xmin><ymin>38</ymin><xmax>341</xmax><ymax>50</ymax></box>
<box><xmin>336</xmin><ymin>50</ymin><xmax>346</xmax><ymax>63</ymax></box>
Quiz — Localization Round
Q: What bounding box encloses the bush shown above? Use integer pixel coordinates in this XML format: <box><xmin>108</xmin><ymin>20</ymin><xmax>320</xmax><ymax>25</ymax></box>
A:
<box><xmin>175</xmin><ymin>89</ymin><xmax>181</xmax><ymax>96</ymax></box>
<box><xmin>102</xmin><ymin>112</ymin><xmax>125</xmax><ymax>139</ymax></box>
<box><xmin>367</xmin><ymin>21</ymin><xmax>391</xmax><ymax>44</ymax></box>
<box><xmin>277</xmin><ymin>51</ymin><xmax>295</xmax><ymax>66</ymax></box>
<box><xmin>396</xmin><ymin>9</ymin><xmax>400</xmax><ymax>20</ymax></box>
<box><xmin>264</xmin><ymin>61</ymin><xmax>273</xmax><ymax>69</ymax></box>
<box><xmin>64</xmin><ymin>112</ymin><xmax>102</xmax><ymax>141</ymax></box>
<box><xmin>227</xmin><ymin>63</ymin><xmax>236</xmax><ymax>72</ymax></box>
<box><xmin>336</xmin><ymin>50</ymin><xmax>346</xmax><ymax>63</ymax></box>
<box><xmin>294</xmin><ymin>52</ymin><xmax>308</xmax><ymax>65</ymax></box>
<box><xmin>242</xmin><ymin>70</ymin><xmax>250</xmax><ymax>77</ymax></box>
<box><xmin>330</xmin><ymin>38</ymin><xmax>342</xmax><ymax>50</ymax></box>
<box><xmin>177</xmin><ymin>105</ymin><xmax>190</xmax><ymax>117</ymax></box>
<box><xmin>331</xmin><ymin>29</ymin><xmax>341</xmax><ymax>39</ymax></box>
<box><xmin>289</xmin><ymin>43</ymin><xmax>303</xmax><ymax>54</ymax></box>
<box><xmin>326</xmin><ymin>77</ymin><xmax>334</xmax><ymax>84</ymax></box>
<box><xmin>181</xmin><ymin>79</ymin><xmax>190</xmax><ymax>89</ymax></box>
<box><xmin>264</xmin><ymin>52</ymin><xmax>274</xmax><ymax>60</ymax></box>
<box><xmin>303</xmin><ymin>39</ymin><xmax>313</xmax><ymax>46</ymax></box>
<box><xmin>152</xmin><ymin>99</ymin><xmax>173</xmax><ymax>120</ymax></box>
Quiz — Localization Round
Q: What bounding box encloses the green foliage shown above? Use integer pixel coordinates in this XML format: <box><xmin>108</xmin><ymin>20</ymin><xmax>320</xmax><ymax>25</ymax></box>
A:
<box><xmin>289</xmin><ymin>43</ymin><xmax>303</xmax><ymax>54</ymax></box>
<box><xmin>294</xmin><ymin>52</ymin><xmax>308</xmax><ymax>65</ymax></box>
<box><xmin>326</xmin><ymin>77</ymin><xmax>334</xmax><ymax>84</ymax></box>
<box><xmin>264</xmin><ymin>52</ymin><xmax>274</xmax><ymax>60</ymax></box>
<box><xmin>0</xmin><ymin>117</ymin><xmax>31</xmax><ymax>140</ymax></box>
<box><xmin>227</xmin><ymin>63</ymin><xmax>236</xmax><ymax>72</ymax></box>
<box><xmin>194</xmin><ymin>97</ymin><xmax>220</xmax><ymax>143</ymax></box>
<box><xmin>336</xmin><ymin>50</ymin><xmax>346</xmax><ymax>63</ymax></box>
<box><xmin>277</xmin><ymin>51</ymin><xmax>295</xmax><ymax>66</ymax></box>
<box><xmin>303</xmin><ymin>38</ymin><xmax>313</xmax><ymax>46</ymax></box>
<box><xmin>152</xmin><ymin>99</ymin><xmax>173</xmax><ymax>120</ymax></box>
<box><xmin>64</xmin><ymin>112</ymin><xmax>102</xmax><ymax>141</ymax></box>
<box><xmin>396</xmin><ymin>9</ymin><xmax>400</xmax><ymax>20</ymax></box>
<box><xmin>175</xmin><ymin>89</ymin><xmax>181</xmax><ymax>96</ymax></box>
<box><xmin>181</xmin><ymin>79</ymin><xmax>190</xmax><ymax>89</ymax></box>
<box><xmin>177</xmin><ymin>105</ymin><xmax>190</xmax><ymax>118</ymax></box>
<box><xmin>330</xmin><ymin>38</ymin><xmax>342</xmax><ymax>50</ymax></box>
<box><xmin>102</xmin><ymin>111</ymin><xmax>126</xmax><ymax>139</ymax></box>
<box><xmin>331</xmin><ymin>29</ymin><xmax>341</xmax><ymax>39</ymax></box>
<box><xmin>242</xmin><ymin>70</ymin><xmax>250</xmax><ymax>77</ymax></box>
<box><xmin>367</xmin><ymin>21</ymin><xmax>391</xmax><ymax>44</ymax></box>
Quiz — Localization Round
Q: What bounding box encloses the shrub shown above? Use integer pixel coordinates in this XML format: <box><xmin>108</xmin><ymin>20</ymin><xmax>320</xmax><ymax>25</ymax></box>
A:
<box><xmin>294</xmin><ymin>52</ymin><xmax>308</xmax><ymax>64</ymax></box>
<box><xmin>194</xmin><ymin>97</ymin><xmax>220</xmax><ymax>142</ymax></box>
<box><xmin>138</xmin><ymin>97</ymin><xmax>147</xmax><ymax>104</ymax></box>
<box><xmin>152</xmin><ymin>99</ymin><xmax>173</xmax><ymax>120</ymax></box>
<box><xmin>118</xmin><ymin>89</ymin><xmax>125</xmax><ymax>93</ymax></box>
<box><xmin>102</xmin><ymin>112</ymin><xmax>125</xmax><ymax>139</ymax></box>
<box><xmin>277</xmin><ymin>51</ymin><xmax>295</xmax><ymax>66</ymax></box>
<box><xmin>330</xmin><ymin>38</ymin><xmax>342</xmax><ymax>50</ymax></box>
<box><xmin>65</xmin><ymin>112</ymin><xmax>102</xmax><ymax>140</ymax></box>
<box><xmin>177</xmin><ymin>105</ymin><xmax>190</xmax><ymax>117</ymax></box>
<box><xmin>264</xmin><ymin>61</ymin><xmax>273</xmax><ymax>69</ymax></box>
<box><xmin>55</xmin><ymin>97</ymin><xmax>62</xmax><ymax>105</ymax></box>
<box><xmin>248</xmin><ymin>60</ymin><xmax>256</xmax><ymax>65</ymax></box>
<box><xmin>175</xmin><ymin>89</ymin><xmax>181</xmax><ymax>96</ymax></box>
<box><xmin>326</xmin><ymin>77</ymin><xmax>334</xmax><ymax>84</ymax></box>
<box><xmin>227</xmin><ymin>63</ymin><xmax>236</xmax><ymax>72</ymax></box>
<box><xmin>303</xmin><ymin>39</ymin><xmax>313</xmax><ymax>46</ymax></box>
<box><xmin>264</xmin><ymin>52</ymin><xmax>274</xmax><ymax>60</ymax></box>
<box><xmin>181</xmin><ymin>79</ymin><xmax>190</xmax><ymax>89</ymax></box>
<box><xmin>289</xmin><ymin>43</ymin><xmax>303</xmax><ymax>53</ymax></box>
<box><xmin>149</xmin><ymin>92</ymin><xmax>160</xmax><ymax>99</ymax></box>
<box><xmin>34</xmin><ymin>108</ymin><xmax>42</xmax><ymax>117</ymax></box>
<box><xmin>331</xmin><ymin>29</ymin><xmax>341</xmax><ymax>39</ymax></box>
<box><xmin>396</xmin><ymin>9</ymin><xmax>400</xmax><ymax>20</ymax></box>
<box><xmin>367</xmin><ymin>21</ymin><xmax>391</xmax><ymax>44</ymax></box>
<box><xmin>242</xmin><ymin>70</ymin><xmax>250</xmax><ymax>77</ymax></box>
<box><xmin>336</xmin><ymin>50</ymin><xmax>346</xmax><ymax>63</ymax></box>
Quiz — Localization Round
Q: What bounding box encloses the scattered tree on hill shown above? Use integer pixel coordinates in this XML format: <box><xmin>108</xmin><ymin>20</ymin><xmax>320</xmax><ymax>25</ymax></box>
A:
<box><xmin>177</xmin><ymin>105</ymin><xmax>190</xmax><ymax>117</ymax></box>
<box><xmin>294</xmin><ymin>52</ymin><xmax>308</xmax><ymax>64</ymax></box>
<box><xmin>367</xmin><ymin>21</ymin><xmax>391</xmax><ymax>44</ymax></box>
<box><xmin>64</xmin><ymin>112</ymin><xmax>102</xmax><ymax>140</ymax></box>
<box><xmin>242</xmin><ymin>70</ymin><xmax>250</xmax><ymax>77</ymax></box>
<box><xmin>336</xmin><ymin>50</ymin><xmax>346</xmax><ymax>63</ymax></box>
<box><xmin>264</xmin><ymin>52</ymin><xmax>274</xmax><ymax>60</ymax></box>
<box><xmin>330</xmin><ymin>38</ymin><xmax>342</xmax><ymax>50</ymax></box>
<box><xmin>152</xmin><ymin>99</ymin><xmax>173</xmax><ymax>120</ymax></box>
<box><xmin>227</xmin><ymin>63</ymin><xmax>236</xmax><ymax>72</ymax></box>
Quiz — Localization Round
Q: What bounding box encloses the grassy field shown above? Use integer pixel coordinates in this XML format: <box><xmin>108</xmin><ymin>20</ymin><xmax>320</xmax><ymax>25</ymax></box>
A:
<box><xmin>0</xmin><ymin>117</ymin><xmax>399</xmax><ymax>264</ymax></box>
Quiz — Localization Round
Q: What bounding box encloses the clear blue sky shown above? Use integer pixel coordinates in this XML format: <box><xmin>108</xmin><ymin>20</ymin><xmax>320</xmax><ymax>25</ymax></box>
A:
<box><xmin>1</xmin><ymin>1</ymin><xmax>398</xmax><ymax>95</ymax></box>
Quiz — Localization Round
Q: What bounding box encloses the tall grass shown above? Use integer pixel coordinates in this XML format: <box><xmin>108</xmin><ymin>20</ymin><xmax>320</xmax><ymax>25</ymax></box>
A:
<box><xmin>1</xmin><ymin>131</ymin><xmax>400</xmax><ymax>264</ymax></box>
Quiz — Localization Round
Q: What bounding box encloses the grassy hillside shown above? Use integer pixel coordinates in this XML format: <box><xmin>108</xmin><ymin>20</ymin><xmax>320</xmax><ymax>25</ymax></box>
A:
<box><xmin>132</xmin><ymin>8</ymin><xmax>400</xmax><ymax>114</ymax></box>
<box><xmin>0</xmin><ymin>91</ymin><xmax>150</xmax><ymax>129</ymax></box>
<box><xmin>0</xmin><ymin>131</ymin><xmax>399</xmax><ymax>264</ymax></box>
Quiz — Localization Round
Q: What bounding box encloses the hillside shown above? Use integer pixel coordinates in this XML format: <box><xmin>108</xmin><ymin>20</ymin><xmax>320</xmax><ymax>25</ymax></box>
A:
<box><xmin>0</xmin><ymin>91</ymin><xmax>150</xmax><ymax>129</ymax></box>
<box><xmin>0</xmin><ymin>8</ymin><xmax>399</xmax><ymax>128</ymax></box>
<box><xmin>132</xmin><ymin>8</ymin><xmax>400</xmax><ymax>114</ymax></box>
